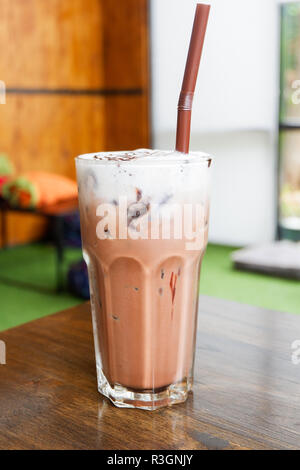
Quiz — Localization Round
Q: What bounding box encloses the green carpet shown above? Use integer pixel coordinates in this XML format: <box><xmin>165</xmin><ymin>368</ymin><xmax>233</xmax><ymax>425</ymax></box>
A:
<box><xmin>0</xmin><ymin>244</ymin><xmax>83</xmax><ymax>331</ymax></box>
<box><xmin>0</xmin><ymin>243</ymin><xmax>299</xmax><ymax>332</ymax></box>
<box><xmin>200</xmin><ymin>244</ymin><xmax>300</xmax><ymax>315</ymax></box>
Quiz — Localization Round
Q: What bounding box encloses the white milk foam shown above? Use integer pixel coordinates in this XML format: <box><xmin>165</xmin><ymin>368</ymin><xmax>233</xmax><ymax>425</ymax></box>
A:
<box><xmin>76</xmin><ymin>149</ymin><xmax>211</xmax><ymax>206</ymax></box>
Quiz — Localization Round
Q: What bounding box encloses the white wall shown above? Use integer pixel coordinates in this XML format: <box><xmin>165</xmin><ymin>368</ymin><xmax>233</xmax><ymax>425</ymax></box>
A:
<box><xmin>156</xmin><ymin>130</ymin><xmax>277</xmax><ymax>246</ymax></box>
<box><xmin>150</xmin><ymin>0</ymin><xmax>281</xmax><ymax>246</ymax></box>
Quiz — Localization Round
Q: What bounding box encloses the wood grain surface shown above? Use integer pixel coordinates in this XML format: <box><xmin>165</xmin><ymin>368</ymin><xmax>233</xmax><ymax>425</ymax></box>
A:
<box><xmin>0</xmin><ymin>0</ymin><xmax>149</xmax><ymax>89</ymax></box>
<box><xmin>0</xmin><ymin>296</ymin><xmax>299</xmax><ymax>450</ymax></box>
<box><xmin>0</xmin><ymin>95</ymin><xmax>149</xmax><ymax>179</ymax></box>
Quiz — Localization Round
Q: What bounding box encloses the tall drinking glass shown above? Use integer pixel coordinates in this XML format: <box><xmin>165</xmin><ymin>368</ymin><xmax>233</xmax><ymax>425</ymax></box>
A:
<box><xmin>76</xmin><ymin>149</ymin><xmax>211</xmax><ymax>410</ymax></box>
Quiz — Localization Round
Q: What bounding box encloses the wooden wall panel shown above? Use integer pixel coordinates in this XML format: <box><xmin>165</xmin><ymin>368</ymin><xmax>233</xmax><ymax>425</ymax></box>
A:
<box><xmin>0</xmin><ymin>0</ymin><xmax>104</xmax><ymax>88</ymax></box>
<box><xmin>101</xmin><ymin>0</ymin><xmax>150</xmax><ymax>89</ymax></box>
<box><xmin>0</xmin><ymin>0</ymin><xmax>151</xmax><ymax>245</ymax></box>
<box><xmin>104</xmin><ymin>95</ymin><xmax>150</xmax><ymax>151</ymax></box>
<box><xmin>0</xmin><ymin>0</ymin><xmax>149</xmax><ymax>90</ymax></box>
<box><xmin>0</xmin><ymin>95</ymin><xmax>105</xmax><ymax>244</ymax></box>
<box><xmin>0</xmin><ymin>94</ymin><xmax>149</xmax><ymax>177</ymax></box>
<box><xmin>0</xmin><ymin>95</ymin><xmax>106</xmax><ymax>179</ymax></box>
<box><xmin>0</xmin><ymin>94</ymin><xmax>149</xmax><ymax>244</ymax></box>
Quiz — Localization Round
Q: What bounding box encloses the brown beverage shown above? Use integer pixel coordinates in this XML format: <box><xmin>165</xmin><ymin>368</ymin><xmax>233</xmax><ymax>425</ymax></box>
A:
<box><xmin>76</xmin><ymin>149</ymin><xmax>211</xmax><ymax>409</ymax></box>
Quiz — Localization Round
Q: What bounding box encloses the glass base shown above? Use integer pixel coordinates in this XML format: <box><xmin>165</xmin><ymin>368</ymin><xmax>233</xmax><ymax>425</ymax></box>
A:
<box><xmin>96</xmin><ymin>367</ymin><xmax>193</xmax><ymax>410</ymax></box>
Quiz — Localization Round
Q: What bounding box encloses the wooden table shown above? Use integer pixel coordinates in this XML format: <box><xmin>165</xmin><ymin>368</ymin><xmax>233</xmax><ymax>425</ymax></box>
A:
<box><xmin>0</xmin><ymin>296</ymin><xmax>300</xmax><ymax>450</ymax></box>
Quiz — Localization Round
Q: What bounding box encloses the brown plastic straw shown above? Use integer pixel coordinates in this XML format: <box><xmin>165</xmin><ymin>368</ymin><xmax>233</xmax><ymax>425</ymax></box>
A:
<box><xmin>175</xmin><ymin>3</ymin><xmax>210</xmax><ymax>154</ymax></box>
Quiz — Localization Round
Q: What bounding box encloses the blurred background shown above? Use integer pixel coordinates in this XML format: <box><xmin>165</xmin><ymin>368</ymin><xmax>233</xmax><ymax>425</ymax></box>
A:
<box><xmin>0</xmin><ymin>0</ymin><xmax>299</xmax><ymax>331</ymax></box>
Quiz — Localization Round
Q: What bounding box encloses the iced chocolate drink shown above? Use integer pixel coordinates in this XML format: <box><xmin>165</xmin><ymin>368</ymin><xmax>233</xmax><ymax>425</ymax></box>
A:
<box><xmin>76</xmin><ymin>149</ymin><xmax>211</xmax><ymax>409</ymax></box>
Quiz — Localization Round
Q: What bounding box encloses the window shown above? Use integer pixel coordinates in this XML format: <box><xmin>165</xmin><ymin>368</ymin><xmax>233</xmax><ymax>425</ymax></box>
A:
<box><xmin>279</xmin><ymin>3</ymin><xmax>300</xmax><ymax>236</ymax></box>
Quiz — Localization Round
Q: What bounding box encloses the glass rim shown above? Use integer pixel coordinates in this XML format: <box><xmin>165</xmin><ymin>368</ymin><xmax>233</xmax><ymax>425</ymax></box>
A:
<box><xmin>75</xmin><ymin>150</ymin><xmax>212</xmax><ymax>168</ymax></box>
